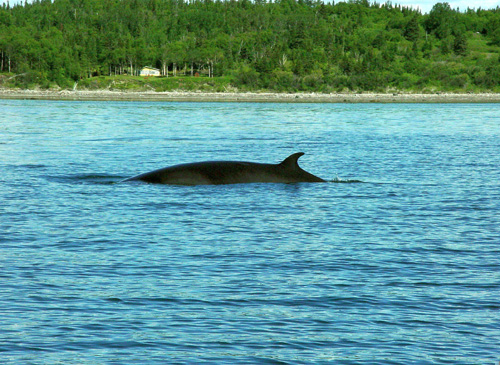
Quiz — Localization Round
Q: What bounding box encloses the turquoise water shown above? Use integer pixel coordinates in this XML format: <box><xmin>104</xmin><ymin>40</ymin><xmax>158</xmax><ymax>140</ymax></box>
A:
<box><xmin>1</xmin><ymin>100</ymin><xmax>499</xmax><ymax>364</ymax></box>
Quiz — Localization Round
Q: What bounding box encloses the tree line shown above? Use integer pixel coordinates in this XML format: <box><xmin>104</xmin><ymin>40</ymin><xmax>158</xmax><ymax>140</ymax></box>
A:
<box><xmin>1</xmin><ymin>0</ymin><xmax>500</xmax><ymax>92</ymax></box>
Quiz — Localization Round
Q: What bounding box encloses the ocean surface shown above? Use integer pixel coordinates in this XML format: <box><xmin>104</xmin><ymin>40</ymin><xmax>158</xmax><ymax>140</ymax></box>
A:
<box><xmin>1</xmin><ymin>99</ymin><xmax>499</xmax><ymax>364</ymax></box>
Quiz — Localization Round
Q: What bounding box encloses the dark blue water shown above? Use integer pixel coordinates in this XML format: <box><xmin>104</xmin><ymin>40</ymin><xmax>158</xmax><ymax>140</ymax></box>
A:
<box><xmin>1</xmin><ymin>100</ymin><xmax>500</xmax><ymax>364</ymax></box>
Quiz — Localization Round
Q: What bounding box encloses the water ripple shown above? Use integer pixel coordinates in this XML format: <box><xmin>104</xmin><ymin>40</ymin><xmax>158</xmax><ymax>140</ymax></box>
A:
<box><xmin>1</xmin><ymin>101</ymin><xmax>500</xmax><ymax>364</ymax></box>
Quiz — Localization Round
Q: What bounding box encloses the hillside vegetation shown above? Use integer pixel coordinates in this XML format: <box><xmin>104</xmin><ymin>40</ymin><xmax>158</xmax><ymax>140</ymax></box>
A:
<box><xmin>1</xmin><ymin>0</ymin><xmax>500</xmax><ymax>93</ymax></box>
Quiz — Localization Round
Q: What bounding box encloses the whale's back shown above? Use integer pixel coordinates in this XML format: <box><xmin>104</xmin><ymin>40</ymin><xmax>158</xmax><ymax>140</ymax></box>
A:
<box><xmin>123</xmin><ymin>153</ymin><xmax>325</xmax><ymax>185</ymax></box>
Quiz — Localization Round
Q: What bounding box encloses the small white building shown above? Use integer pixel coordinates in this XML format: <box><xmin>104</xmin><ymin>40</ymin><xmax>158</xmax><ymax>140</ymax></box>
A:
<box><xmin>139</xmin><ymin>67</ymin><xmax>161</xmax><ymax>77</ymax></box>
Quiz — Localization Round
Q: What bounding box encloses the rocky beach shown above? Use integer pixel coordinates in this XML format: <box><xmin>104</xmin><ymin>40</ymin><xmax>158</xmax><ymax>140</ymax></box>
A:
<box><xmin>1</xmin><ymin>88</ymin><xmax>500</xmax><ymax>103</ymax></box>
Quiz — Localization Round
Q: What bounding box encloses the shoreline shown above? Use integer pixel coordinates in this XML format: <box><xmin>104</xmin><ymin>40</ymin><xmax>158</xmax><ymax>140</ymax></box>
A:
<box><xmin>1</xmin><ymin>89</ymin><xmax>500</xmax><ymax>103</ymax></box>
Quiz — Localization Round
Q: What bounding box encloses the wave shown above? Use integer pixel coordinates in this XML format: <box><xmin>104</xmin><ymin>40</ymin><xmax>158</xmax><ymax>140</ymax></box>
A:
<box><xmin>44</xmin><ymin>173</ymin><xmax>364</xmax><ymax>186</ymax></box>
<box><xmin>45</xmin><ymin>174</ymin><xmax>124</xmax><ymax>185</ymax></box>
<box><xmin>329</xmin><ymin>177</ymin><xmax>364</xmax><ymax>183</ymax></box>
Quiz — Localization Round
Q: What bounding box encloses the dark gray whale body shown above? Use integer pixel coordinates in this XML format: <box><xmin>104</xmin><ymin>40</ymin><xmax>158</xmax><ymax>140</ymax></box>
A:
<box><xmin>123</xmin><ymin>152</ymin><xmax>325</xmax><ymax>185</ymax></box>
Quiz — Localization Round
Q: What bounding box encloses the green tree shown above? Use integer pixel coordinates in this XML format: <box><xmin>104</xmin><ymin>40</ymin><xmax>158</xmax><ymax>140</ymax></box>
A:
<box><xmin>404</xmin><ymin>15</ymin><xmax>420</xmax><ymax>42</ymax></box>
<box><xmin>1</xmin><ymin>0</ymin><xmax>499</xmax><ymax>93</ymax></box>
<box><xmin>453</xmin><ymin>32</ymin><xmax>468</xmax><ymax>55</ymax></box>
<box><xmin>425</xmin><ymin>2</ymin><xmax>455</xmax><ymax>39</ymax></box>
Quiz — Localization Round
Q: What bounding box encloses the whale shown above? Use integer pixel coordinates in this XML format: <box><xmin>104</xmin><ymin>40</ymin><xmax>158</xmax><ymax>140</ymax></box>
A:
<box><xmin>122</xmin><ymin>152</ymin><xmax>325</xmax><ymax>185</ymax></box>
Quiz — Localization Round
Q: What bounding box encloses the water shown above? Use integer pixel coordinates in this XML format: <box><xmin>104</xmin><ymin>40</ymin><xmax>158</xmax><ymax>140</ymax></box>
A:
<box><xmin>1</xmin><ymin>100</ymin><xmax>499</xmax><ymax>364</ymax></box>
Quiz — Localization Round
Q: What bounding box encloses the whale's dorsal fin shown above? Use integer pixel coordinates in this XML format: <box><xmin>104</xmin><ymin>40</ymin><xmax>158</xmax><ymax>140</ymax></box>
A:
<box><xmin>280</xmin><ymin>152</ymin><xmax>305</xmax><ymax>170</ymax></box>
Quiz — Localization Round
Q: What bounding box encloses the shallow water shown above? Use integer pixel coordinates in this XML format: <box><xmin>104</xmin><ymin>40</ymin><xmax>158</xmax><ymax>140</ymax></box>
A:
<box><xmin>1</xmin><ymin>100</ymin><xmax>500</xmax><ymax>364</ymax></box>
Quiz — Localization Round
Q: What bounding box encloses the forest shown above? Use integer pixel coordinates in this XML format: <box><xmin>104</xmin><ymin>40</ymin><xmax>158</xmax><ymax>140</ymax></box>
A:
<box><xmin>1</xmin><ymin>0</ymin><xmax>500</xmax><ymax>93</ymax></box>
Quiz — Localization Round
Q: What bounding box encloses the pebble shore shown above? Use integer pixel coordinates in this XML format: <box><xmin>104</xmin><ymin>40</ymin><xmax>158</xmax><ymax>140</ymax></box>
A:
<box><xmin>1</xmin><ymin>89</ymin><xmax>500</xmax><ymax>103</ymax></box>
